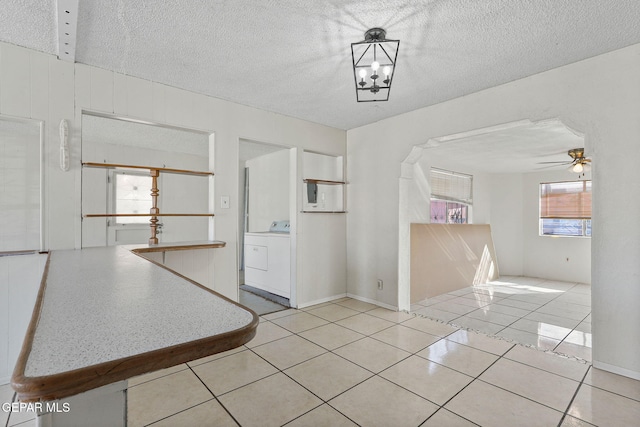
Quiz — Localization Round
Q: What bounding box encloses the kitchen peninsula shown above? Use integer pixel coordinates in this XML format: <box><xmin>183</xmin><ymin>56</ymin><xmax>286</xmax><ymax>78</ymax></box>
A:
<box><xmin>11</xmin><ymin>243</ymin><xmax>258</xmax><ymax>426</ymax></box>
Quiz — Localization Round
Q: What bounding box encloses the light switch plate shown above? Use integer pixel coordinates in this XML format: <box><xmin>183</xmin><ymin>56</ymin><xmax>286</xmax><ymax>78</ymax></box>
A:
<box><xmin>221</xmin><ymin>196</ymin><xmax>230</xmax><ymax>209</ymax></box>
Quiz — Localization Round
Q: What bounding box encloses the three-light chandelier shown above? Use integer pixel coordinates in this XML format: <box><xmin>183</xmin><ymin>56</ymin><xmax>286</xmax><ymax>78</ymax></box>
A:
<box><xmin>351</xmin><ymin>28</ymin><xmax>399</xmax><ymax>102</ymax></box>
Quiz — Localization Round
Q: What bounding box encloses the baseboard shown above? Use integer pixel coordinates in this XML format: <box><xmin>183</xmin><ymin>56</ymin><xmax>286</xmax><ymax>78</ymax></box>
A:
<box><xmin>346</xmin><ymin>293</ymin><xmax>399</xmax><ymax>311</ymax></box>
<box><xmin>592</xmin><ymin>360</ymin><xmax>640</xmax><ymax>381</ymax></box>
<box><xmin>297</xmin><ymin>292</ymin><xmax>402</xmax><ymax>312</ymax></box>
<box><xmin>297</xmin><ymin>293</ymin><xmax>347</xmax><ymax>309</ymax></box>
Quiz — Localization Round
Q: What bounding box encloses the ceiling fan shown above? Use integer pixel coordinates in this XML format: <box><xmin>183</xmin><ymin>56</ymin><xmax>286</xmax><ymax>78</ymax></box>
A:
<box><xmin>538</xmin><ymin>148</ymin><xmax>591</xmax><ymax>174</ymax></box>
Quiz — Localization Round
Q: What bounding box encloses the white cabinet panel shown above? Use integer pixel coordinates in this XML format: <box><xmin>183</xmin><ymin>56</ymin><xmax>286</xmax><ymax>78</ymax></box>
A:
<box><xmin>269</xmin><ymin>236</ymin><xmax>290</xmax><ymax>296</ymax></box>
<box><xmin>245</xmin><ymin>244</ymin><xmax>268</xmax><ymax>271</ymax></box>
<box><xmin>244</xmin><ymin>233</ymin><xmax>290</xmax><ymax>298</ymax></box>
<box><xmin>245</xmin><ymin>266</ymin><xmax>268</xmax><ymax>287</ymax></box>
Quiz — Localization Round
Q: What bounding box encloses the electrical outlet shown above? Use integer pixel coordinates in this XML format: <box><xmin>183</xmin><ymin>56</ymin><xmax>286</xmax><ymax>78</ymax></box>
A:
<box><xmin>377</xmin><ymin>279</ymin><xmax>383</xmax><ymax>290</ymax></box>
<box><xmin>221</xmin><ymin>196</ymin><xmax>230</xmax><ymax>209</ymax></box>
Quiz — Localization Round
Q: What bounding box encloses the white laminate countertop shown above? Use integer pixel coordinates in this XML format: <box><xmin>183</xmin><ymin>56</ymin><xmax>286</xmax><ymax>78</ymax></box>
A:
<box><xmin>14</xmin><ymin>245</ymin><xmax>257</xmax><ymax>400</ymax></box>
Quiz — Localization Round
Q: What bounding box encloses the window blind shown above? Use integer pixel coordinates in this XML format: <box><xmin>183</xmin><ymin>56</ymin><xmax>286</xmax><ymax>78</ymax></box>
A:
<box><xmin>0</xmin><ymin>118</ymin><xmax>41</xmax><ymax>252</ymax></box>
<box><xmin>430</xmin><ymin>168</ymin><xmax>473</xmax><ymax>204</ymax></box>
<box><xmin>540</xmin><ymin>180</ymin><xmax>591</xmax><ymax>219</ymax></box>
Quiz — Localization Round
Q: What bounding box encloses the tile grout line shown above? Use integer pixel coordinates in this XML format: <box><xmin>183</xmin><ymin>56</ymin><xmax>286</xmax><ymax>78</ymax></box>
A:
<box><xmin>250</xmin><ymin>303</ymin><xmax>464</xmax><ymax>425</ymax></box>
<box><xmin>246</xmin><ymin>324</ymin><xmax>369</xmax><ymax>426</ymax></box>
<box><xmin>551</xmin><ymin>311</ymin><xmax>591</xmax><ymax>353</ymax></box>
<box><xmin>419</xmin><ymin>344</ymin><xmax>514</xmax><ymax>425</ymax></box>
<box><xmin>411</xmin><ymin>280</ymin><xmax>592</xmax><ymax>360</ymax></box>
<box><xmin>186</xmin><ymin>364</ymin><xmax>243</xmax><ymax>427</ymax></box>
<box><xmin>556</xmin><ymin>365</ymin><xmax>591</xmax><ymax>426</ymax></box>
<box><xmin>132</xmin><ymin>293</ymin><xmax>600</xmax><ymax>427</ymax></box>
<box><xmin>142</xmin><ymin>397</ymin><xmax>226</xmax><ymax>427</ymax></box>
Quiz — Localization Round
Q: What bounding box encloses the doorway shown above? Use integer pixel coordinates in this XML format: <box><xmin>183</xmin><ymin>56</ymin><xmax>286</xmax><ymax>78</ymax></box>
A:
<box><xmin>238</xmin><ymin>139</ymin><xmax>295</xmax><ymax>315</ymax></box>
<box><xmin>398</xmin><ymin>119</ymin><xmax>592</xmax><ymax>357</ymax></box>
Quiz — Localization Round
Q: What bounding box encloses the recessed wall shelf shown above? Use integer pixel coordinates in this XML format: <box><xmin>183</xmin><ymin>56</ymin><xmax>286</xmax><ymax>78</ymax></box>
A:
<box><xmin>303</xmin><ymin>179</ymin><xmax>347</xmax><ymax>185</ymax></box>
<box><xmin>302</xmin><ymin>151</ymin><xmax>346</xmax><ymax>214</ymax></box>
<box><xmin>82</xmin><ymin>162</ymin><xmax>214</xmax><ymax>244</ymax></box>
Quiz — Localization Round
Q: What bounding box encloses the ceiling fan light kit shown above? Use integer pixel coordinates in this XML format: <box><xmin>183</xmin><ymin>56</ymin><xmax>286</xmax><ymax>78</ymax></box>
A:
<box><xmin>567</xmin><ymin>148</ymin><xmax>591</xmax><ymax>176</ymax></box>
<box><xmin>538</xmin><ymin>148</ymin><xmax>591</xmax><ymax>177</ymax></box>
<box><xmin>351</xmin><ymin>28</ymin><xmax>399</xmax><ymax>102</ymax></box>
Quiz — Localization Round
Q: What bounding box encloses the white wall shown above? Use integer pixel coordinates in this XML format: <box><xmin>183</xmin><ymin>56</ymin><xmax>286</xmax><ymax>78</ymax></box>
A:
<box><xmin>521</xmin><ymin>170</ymin><xmax>591</xmax><ymax>283</ymax></box>
<box><xmin>0</xmin><ymin>42</ymin><xmax>347</xmax><ymax>308</ymax></box>
<box><xmin>347</xmin><ymin>43</ymin><xmax>640</xmax><ymax>378</ymax></box>
<box><xmin>246</xmin><ymin>149</ymin><xmax>290</xmax><ymax>232</ymax></box>
<box><xmin>488</xmin><ymin>173</ymin><xmax>524</xmax><ymax>276</ymax></box>
<box><xmin>485</xmin><ymin>170</ymin><xmax>591</xmax><ymax>282</ymax></box>
<box><xmin>402</xmin><ymin>165</ymin><xmax>590</xmax><ymax>294</ymax></box>
<box><xmin>297</xmin><ymin>151</ymin><xmax>348</xmax><ymax>305</ymax></box>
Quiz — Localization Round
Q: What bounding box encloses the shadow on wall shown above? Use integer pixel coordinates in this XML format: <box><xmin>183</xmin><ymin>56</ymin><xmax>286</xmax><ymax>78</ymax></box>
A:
<box><xmin>410</xmin><ymin>223</ymin><xmax>499</xmax><ymax>303</ymax></box>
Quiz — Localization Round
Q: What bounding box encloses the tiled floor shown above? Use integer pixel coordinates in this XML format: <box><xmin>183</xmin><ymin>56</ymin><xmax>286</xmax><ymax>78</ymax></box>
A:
<box><xmin>411</xmin><ymin>276</ymin><xmax>593</xmax><ymax>361</ymax></box>
<box><xmin>121</xmin><ymin>296</ymin><xmax>637</xmax><ymax>426</ymax></box>
<box><xmin>2</xmin><ymin>294</ymin><xmax>638</xmax><ymax>426</ymax></box>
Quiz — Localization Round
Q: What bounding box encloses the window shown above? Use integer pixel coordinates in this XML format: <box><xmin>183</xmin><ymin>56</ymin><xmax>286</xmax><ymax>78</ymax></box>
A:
<box><xmin>112</xmin><ymin>171</ymin><xmax>153</xmax><ymax>224</ymax></box>
<box><xmin>540</xmin><ymin>180</ymin><xmax>591</xmax><ymax>237</ymax></box>
<box><xmin>430</xmin><ymin>168</ymin><xmax>472</xmax><ymax>224</ymax></box>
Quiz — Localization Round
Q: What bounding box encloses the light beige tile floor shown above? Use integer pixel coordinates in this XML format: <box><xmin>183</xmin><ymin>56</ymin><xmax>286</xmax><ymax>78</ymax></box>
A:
<box><xmin>411</xmin><ymin>276</ymin><xmax>594</xmax><ymax>361</ymax></box>
<box><xmin>129</xmin><ymin>296</ymin><xmax>640</xmax><ymax>426</ymax></box>
<box><xmin>122</xmin><ymin>296</ymin><xmax>640</xmax><ymax>426</ymax></box>
<box><xmin>5</xmin><ymin>295</ymin><xmax>636</xmax><ymax>426</ymax></box>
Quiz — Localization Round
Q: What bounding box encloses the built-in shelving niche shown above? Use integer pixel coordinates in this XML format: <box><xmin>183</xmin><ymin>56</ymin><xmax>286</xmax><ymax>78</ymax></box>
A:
<box><xmin>81</xmin><ymin>113</ymin><xmax>214</xmax><ymax>247</ymax></box>
<box><xmin>82</xmin><ymin>162</ymin><xmax>214</xmax><ymax>245</ymax></box>
<box><xmin>302</xmin><ymin>152</ymin><xmax>346</xmax><ymax>213</ymax></box>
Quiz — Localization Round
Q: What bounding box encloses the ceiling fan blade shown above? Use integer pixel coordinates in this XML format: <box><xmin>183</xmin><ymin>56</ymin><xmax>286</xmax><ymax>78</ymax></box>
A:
<box><xmin>535</xmin><ymin>164</ymin><xmax>569</xmax><ymax>170</ymax></box>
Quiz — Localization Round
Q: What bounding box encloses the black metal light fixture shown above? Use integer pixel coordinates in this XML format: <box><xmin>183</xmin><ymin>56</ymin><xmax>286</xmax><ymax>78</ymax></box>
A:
<box><xmin>351</xmin><ymin>28</ymin><xmax>400</xmax><ymax>102</ymax></box>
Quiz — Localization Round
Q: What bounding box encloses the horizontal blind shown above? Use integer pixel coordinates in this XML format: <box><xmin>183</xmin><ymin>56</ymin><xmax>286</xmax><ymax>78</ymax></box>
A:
<box><xmin>0</xmin><ymin>118</ymin><xmax>41</xmax><ymax>252</ymax></box>
<box><xmin>540</xmin><ymin>180</ymin><xmax>591</xmax><ymax>219</ymax></box>
<box><xmin>430</xmin><ymin>168</ymin><xmax>473</xmax><ymax>204</ymax></box>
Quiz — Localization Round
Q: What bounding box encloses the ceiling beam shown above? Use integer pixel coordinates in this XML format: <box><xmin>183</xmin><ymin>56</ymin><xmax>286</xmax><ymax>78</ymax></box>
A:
<box><xmin>56</xmin><ymin>0</ymin><xmax>79</xmax><ymax>62</ymax></box>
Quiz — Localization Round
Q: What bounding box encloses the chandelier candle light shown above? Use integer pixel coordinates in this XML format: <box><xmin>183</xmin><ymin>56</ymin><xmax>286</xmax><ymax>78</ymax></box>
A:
<box><xmin>351</xmin><ymin>28</ymin><xmax>399</xmax><ymax>102</ymax></box>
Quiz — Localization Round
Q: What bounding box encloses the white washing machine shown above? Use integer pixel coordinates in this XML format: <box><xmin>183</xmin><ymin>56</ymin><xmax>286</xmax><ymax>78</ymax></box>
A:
<box><xmin>244</xmin><ymin>221</ymin><xmax>290</xmax><ymax>298</ymax></box>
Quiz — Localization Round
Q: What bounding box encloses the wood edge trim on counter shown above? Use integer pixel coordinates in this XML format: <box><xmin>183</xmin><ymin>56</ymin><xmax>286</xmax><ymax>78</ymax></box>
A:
<box><xmin>11</xmin><ymin>248</ymin><xmax>258</xmax><ymax>402</ymax></box>
<box><xmin>11</xmin><ymin>253</ymin><xmax>52</xmax><ymax>400</ymax></box>
<box><xmin>0</xmin><ymin>250</ymin><xmax>42</xmax><ymax>257</ymax></box>
<box><xmin>131</xmin><ymin>241</ymin><xmax>226</xmax><ymax>253</ymax></box>
<box><xmin>82</xmin><ymin>162</ymin><xmax>214</xmax><ymax>176</ymax></box>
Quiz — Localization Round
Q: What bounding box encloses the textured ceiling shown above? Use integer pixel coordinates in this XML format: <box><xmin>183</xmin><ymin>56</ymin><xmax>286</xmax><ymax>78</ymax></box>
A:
<box><xmin>422</xmin><ymin>120</ymin><xmax>585</xmax><ymax>174</ymax></box>
<box><xmin>1</xmin><ymin>1</ymin><xmax>640</xmax><ymax>130</ymax></box>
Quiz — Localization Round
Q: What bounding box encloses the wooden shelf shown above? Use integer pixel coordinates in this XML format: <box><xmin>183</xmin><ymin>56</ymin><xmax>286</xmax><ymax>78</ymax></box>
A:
<box><xmin>82</xmin><ymin>162</ymin><xmax>214</xmax><ymax>245</ymax></box>
<box><xmin>301</xmin><ymin>210</ymin><xmax>347</xmax><ymax>214</ymax></box>
<box><xmin>83</xmin><ymin>162</ymin><xmax>213</xmax><ymax>176</ymax></box>
<box><xmin>84</xmin><ymin>213</ymin><xmax>214</xmax><ymax>218</ymax></box>
<box><xmin>303</xmin><ymin>179</ymin><xmax>346</xmax><ymax>185</ymax></box>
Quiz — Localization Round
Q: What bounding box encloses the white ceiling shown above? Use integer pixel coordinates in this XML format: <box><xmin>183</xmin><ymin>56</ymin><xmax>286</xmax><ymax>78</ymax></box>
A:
<box><xmin>422</xmin><ymin>120</ymin><xmax>585</xmax><ymax>174</ymax></box>
<box><xmin>1</xmin><ymin>1</ymin><xmax>640</xmax><ymax>130</ymax></box>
